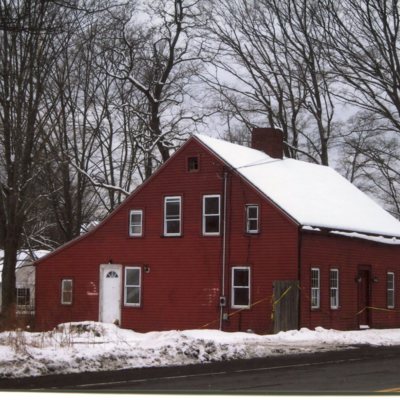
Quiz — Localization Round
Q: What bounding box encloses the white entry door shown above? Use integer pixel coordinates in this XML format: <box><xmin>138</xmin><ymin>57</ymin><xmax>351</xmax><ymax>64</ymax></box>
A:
<box><xmin>99</xmin><ymin>264</ymin><xmax>122</xmax><ymax>324</ymax></box>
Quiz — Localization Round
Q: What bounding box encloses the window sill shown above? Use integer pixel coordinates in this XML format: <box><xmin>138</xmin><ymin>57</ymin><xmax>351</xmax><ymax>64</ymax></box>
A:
<box><xmin>160</xmin><ymin>234</ymin><xmax>183</xmax><ymax>238</ymax></box>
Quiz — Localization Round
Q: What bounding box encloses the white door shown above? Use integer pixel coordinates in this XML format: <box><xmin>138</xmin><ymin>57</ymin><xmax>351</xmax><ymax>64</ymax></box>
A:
<box><xmin>99</xmin><ymin>264</ymin><xmax>122</xmax><ymax>324</ymax></box>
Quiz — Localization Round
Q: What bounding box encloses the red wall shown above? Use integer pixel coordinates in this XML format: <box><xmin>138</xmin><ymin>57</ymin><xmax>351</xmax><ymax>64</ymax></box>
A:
<box><xmin>35</xmin><ymin>138</ymin><xmax>400</xmax><ymax>334</ymax></box>
<box><xmin>300</xmin><ymin>231</ymin><xmax>400</xmax><ymax>330</ymax></box>
<box><xmin>35</xmin><ymin>138</ymin><xmax>299</xmax><ymax>334</ymax></box>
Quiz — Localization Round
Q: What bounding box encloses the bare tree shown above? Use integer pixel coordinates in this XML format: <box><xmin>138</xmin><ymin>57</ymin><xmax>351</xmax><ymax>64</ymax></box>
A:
<box><xmin>103</xmin><ymin>0</ymin><xmax>206</xmax><ymax>178</ymax></box>
<box><xmin>41</xmin><ymin>17</ymin><xmax>100</xmax><ymax>243</ymax></box>
<box><xmin>320</xmin><ymin>0</ymin><xmax>400</xmax><ymax>135</ymax></box>
<box><xmin>40</xmin><ymin>3</ymin><xmax>145</xmax><ymax>236</ymax></box>
<box><xmin>338</xmin><ymin>112</ymin><xmax>400</xmax><ymax>218</ymax></box>
<box><xmin>79</xmin><ymin>6</ymin><xmax>147</xmax><ymax>211</ymax></box>
<box><xmin>0</xmin><ymin>0</ymin><xmax>79</xmax><ymax>324</ymax></box>
<box><xmin>202</xmin><ymin>0</ymin><xmax>337</xmax><ymax>165</ymax></box>
<box><xmin>319</xmin><ymin>0</ymin><xmax>400</xmax><ymax>214</ymax></box>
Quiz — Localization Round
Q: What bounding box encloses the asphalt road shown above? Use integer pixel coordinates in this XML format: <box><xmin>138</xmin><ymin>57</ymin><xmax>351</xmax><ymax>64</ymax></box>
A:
<box><xmin>1</xmin><ymin>345</ymin><xmax>400</xmax><ymax>393</ymax></box>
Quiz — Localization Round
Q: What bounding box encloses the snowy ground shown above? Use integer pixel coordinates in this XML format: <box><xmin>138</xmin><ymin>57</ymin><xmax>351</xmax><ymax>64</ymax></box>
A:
<box><xmin>1</xmin><ymin>321</ymin><xmax>400</xmax><ymax>379</ymax></box>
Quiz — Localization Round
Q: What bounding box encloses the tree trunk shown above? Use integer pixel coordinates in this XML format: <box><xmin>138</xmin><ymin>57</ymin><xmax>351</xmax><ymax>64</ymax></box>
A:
<box><xmin>1</xmin><ymin>238</ymin><xmax>18</xmax><ymax>328</ymax></box>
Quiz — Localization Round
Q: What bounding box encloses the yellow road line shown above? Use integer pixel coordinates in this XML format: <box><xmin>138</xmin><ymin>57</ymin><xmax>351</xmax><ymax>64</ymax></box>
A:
<box><xmin>378</xmin><ymin>387</ymin><xmax>400</xmax><ymax>392</ymax></box>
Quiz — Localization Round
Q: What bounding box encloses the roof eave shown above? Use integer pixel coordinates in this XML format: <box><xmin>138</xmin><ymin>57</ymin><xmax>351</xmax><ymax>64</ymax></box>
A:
<box><xmin>301</xmin><ymin>225</ymin><xmax>400</xmax><ymax>245</ymax></box>
<box><xmin>35</xmin><ymin>136</ymin><xmax>199</xmax><ymax>266</ymax></box>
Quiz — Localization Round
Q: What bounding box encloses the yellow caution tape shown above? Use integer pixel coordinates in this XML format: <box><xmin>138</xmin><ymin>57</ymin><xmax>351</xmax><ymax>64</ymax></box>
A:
<box><xmin>356</xmin><ymin>306</ymin><xmax>398</xmax><ymax>315</ymax></box>
<box><xmin>200</xmin><ymin>285</ymin><xmax>397</xmax><ymax>329</ymax></box>
<box><xmin>199</xmin><ymin>295</ymin><xmax>271</xmax><ymax>329</ymax></box>
<box><xmin>271</xmin><ymin>285</ymin><xmax>293</xmax><ymax>321</ymax></box>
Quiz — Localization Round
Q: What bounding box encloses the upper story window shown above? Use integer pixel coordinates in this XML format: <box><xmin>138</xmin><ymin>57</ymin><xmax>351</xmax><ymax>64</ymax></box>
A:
<box><xmin>246</xmin><ymin>205</ymin><xmax>259</xmax><ymax>234</ymax></box>
<box><xmin>164</xmin><ymin>196</ymin><xmax>182</xmax><ymax>236</ymax></box>
<box><xmin>387</xmin><ymin>272</ymin><xmax>395</xmax><ymax>309</ymax></box>
<box><xmin>61</xmin><ymin>279</ymin><xmax>73</xmax><ymax>305</ymax></box>
<box><xmin>311</xmin><ymin>268</ymin><xmax>320</xmax><ymax>309</ymax></box>
<box><xmin>330</xmin><ymin>268</ymin><xmax>339</xmax><ymax>309</ymax></box>
<box><xmin>129</xmin><ymin>210</ymin><xmax>143</xmax><ymax>237</ymax></box>
<box><xmin>203</xmin><ymin>195</ymin><xmax>221</xmax><ymax>235</ymax></box>
<box><xmin>187</xmin><ymin>156</ymin><xmax>199</xmax><ymax>172</ymax></box>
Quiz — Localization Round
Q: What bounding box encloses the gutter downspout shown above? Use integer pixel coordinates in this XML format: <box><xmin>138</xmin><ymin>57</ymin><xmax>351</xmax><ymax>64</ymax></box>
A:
<box><xmin>297</xmin><ymin>225</ymin><xmax>303</xmax><ymax>330</ymax></box>
<box><xmin>219</xmin><ymin>171</ymin><xmax>228</xmax><ymax>331</ymax></box>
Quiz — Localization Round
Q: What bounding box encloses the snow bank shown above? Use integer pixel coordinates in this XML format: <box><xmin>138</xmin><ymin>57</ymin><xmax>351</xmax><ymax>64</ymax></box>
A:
<box><xmin>1</xmin><ymin>322</ymin><xmax>400</xmax><ymax>379</ymax></box>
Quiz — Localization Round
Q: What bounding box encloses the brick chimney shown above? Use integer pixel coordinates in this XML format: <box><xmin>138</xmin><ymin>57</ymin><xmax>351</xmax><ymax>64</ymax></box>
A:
<box><xmin>251</xmin><ymin>127</ymin><xmax>284</xmax><ymax>159</ymax></box>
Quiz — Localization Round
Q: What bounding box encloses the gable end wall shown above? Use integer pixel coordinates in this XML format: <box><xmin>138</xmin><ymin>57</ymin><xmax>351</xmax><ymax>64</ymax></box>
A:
<box><xmin>35</xmin><ymin>138</ymin><xmax>299</xmax><ymax>333</ymax></box>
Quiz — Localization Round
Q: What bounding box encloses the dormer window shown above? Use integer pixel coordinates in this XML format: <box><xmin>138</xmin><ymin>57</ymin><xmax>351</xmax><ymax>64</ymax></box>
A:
<box><xmin>187</xmin><ymin>156</ymin><xmax>199</xmax><ymax>172</ymax></box>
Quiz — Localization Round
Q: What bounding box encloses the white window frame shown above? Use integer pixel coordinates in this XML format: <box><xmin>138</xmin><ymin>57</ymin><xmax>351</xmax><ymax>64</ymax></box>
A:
<box><xmin>311</xmin><ymin>268</ymin><xmax>320</xmax><ymax>309</ymax></box>
<box><xmin>231</xmin><ymin>266</ymin><xmax>251</xmax><ymax>309</ymax></box>
<box><xmin>246</xmin><ymin>204</ymin><xmax>259</xmax><ymax>234</ymax></box>
<box><xmin>129</xmin><ymin>209</ymin><xmax>143</xmax><ymax>237</ymax></box>
<box><xmin>202</xmin><ymin>194</ymin><xmax>221</xmax><ymax>236</ymax></box>
<box><xmin>387</xmin><ymin>272</ymin><xmax>395</xmax><ymax>309</ymax></box>
<box><xmin>61</xmin><ymin>279</ymin><xmax>73</xmax><ymax>305</ymax></box>
<box><xmin>164</xmin><ymin>196</ymin><xmax>182</xmax><ymax>236</ymax></box>
<box><xmin>124</xmin><ymin>266</ymin><xmax>142</xmax><ymax>307</ymax></box>
<box><xmin>330</xmin><ymin>268</ymin><xmax>339</xmax><ymax>310</ymax></box>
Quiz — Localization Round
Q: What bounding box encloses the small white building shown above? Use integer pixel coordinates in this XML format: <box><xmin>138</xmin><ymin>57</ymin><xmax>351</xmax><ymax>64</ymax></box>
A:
<box><xmin>0</xmin><ymin>250</ymin><xmax>49</xmax><ymax>315</ymax></box>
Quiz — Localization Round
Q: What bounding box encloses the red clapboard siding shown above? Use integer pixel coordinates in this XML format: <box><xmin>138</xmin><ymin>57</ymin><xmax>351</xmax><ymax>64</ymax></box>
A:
<box><xmin>300</xmin><ymin>231</ymin><xmax>400</xmax><ymax>330</ymax></box>
<box><xmin>35</xmin><ymin>138</ymin><xmax>299</xmax><ymax>334</ymax></box>
<box><xmin>35</xmin><ymin>136</ymin><xmax>400</xmax><ymax>334</ymax></box>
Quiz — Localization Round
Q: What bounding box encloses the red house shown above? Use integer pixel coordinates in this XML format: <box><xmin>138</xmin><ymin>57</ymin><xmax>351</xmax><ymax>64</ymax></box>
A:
<box><xmin>35</xmin><ymin>128</ymin><xmax>400</xmax><ymax>333</ymax></box>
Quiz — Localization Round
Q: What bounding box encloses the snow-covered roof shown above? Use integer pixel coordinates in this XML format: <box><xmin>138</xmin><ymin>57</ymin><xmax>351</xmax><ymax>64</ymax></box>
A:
<box><xmin>0</xmin><ymin>250</ymin><xmax>50</xmax><ymax>282</ymax></box>
<box><xmin>195</xmin><ymin>134</ymin><xmax>400</xmax><ymax>238</ymax></box>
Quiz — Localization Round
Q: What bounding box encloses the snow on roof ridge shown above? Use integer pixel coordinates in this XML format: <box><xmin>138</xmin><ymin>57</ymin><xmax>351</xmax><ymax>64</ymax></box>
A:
<box><xmin>194</xmin><ymin>133</ymin><xmax>273</xmax><ymax>166</ymax></box>
<box><xmin>194</xmin><ymin>133</ymin><xmax>400</xmax><ymax>238</ymax></box>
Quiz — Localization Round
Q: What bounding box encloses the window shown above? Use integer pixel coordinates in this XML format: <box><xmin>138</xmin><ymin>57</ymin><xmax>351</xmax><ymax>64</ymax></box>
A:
<box><xmin>164</xmin><ymin>196</ymin><xmax>182</xmax><ymax>236</ymax></box>
<box><xmin>231</xmin><ymin>267</ymin><xmax>251</xmax><ymax>309</ymax></box>
<box><xmin>246</xmin><ymin>205</ymin><xmax>259</xmax><ymax>233</ymax></box>
<box><xmin>203</xmin><ymin>195</ymin><xmax>221</xmax><ymax>235</ymax></box>
<box><xmin>387</xmin><ymin>272</ymin><xmax>395</xmax><ymax>309</ymax></box>
<box><xmin>16</xmin><ymin>288</ymin><xmax>30</xmax><ymax>307</ymax></box>
<box><xmin>187</xmin><ymin>156</ymin><xmax>199</xmax><ymax>172</ymax></box>
<box><xmin>330</xmin><ymin>269</ymin><xmax>339</xmax><ymax>309</ymax></box>
<box><xmin>311</xmin><ymin>268</ymin><xmax>320</xmax><ymax>309</ymax></box>
<box><xmin>125</xmin><ymin>267</ymin><xmax>141</xmax><ymax>306</ymax></box>
<box><xmin>129</xmin><ymin>210</ymin><xmax>143</xmax><ymax>237</ymax></box>
<box><xmin>61</xmin><ymin>279</ymin><xmax>73</xmax><ymax>305</ymax></box>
